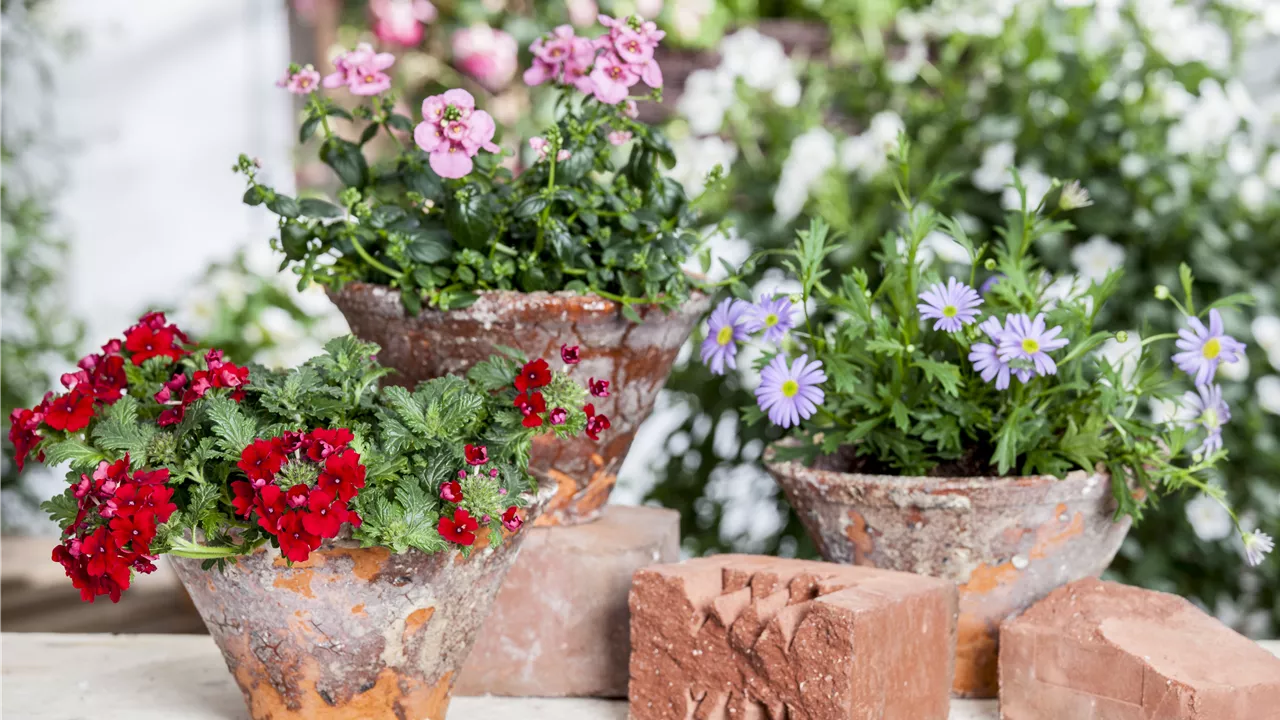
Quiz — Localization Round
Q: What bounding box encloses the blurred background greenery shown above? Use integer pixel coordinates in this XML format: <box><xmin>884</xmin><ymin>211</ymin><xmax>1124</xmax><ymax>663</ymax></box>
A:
<box><xmin>3</xmin><ymin>0</ymin><xmax>1277</xmax><ymax>636</ymax></box>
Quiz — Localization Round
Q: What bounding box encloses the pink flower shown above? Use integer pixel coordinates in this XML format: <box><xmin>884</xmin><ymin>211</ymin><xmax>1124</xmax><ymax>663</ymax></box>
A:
<box><xmin>452</xmin><ymin>25</ymin><xmax>518</xmax><ymax>92</ymax></box>
<box><xmin>277</xmin><ymin>64</ymin><xmax>321</xmax><ymax>95</ymax></box>
<box><xmin>623</xmin><ymin>100</ymin><xmax>639</xmax><ymax>118</ymax></box>
<box><xmin>528</xmin><ymin>137</ymin><xmax>571</xmax><ymax>163</ymax></box>
<box><xmin>323</xmin><ymin>43</ymin><xmax>396</xmax><ymax>95</ymax></box>
<box><xmin>414</xmin><ymin>89</ymin><xmax>500</xmax><ymax>179</ymax></box>
<box><xmin>523</xmin><ymin>27</ymin><xmax>597</xmax><ymax>95</ymax></box>
<box><xmin>596</xmin><ymin>14</ymin><xmax>664</xmax><ymax>90</ymax></box>
<box><xmin>549</xmin><ymin>407</ymin><xmax>568</xmax><ymax>426</ymax></box>
<box><xmin>566</xmin><ymin>0</ymin><xmax>598</xmax><ymax>27</ymax></box>
<box><xmin>370</xmin><ymin>0</ymin><xmax>436</xmax><ymax>48</ymax></box>
<box><xmin>589</xmin><ymin>52</ymin><xmax>639</xmax><ymax>104</ymax></box>
<box><xmin>608</xmin><ymin>130</ymin><xmax>633</xmax><ymax>146</ymax></box>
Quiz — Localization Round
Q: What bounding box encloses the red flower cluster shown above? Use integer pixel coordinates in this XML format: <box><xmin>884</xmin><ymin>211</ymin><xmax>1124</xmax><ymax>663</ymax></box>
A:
<box><xmin>435</xmin><ymin>443</ymin><xmax>523</xmax><ymax>546</ymax></box>
<box><xmin>8</xmin><ymin>312</ymin><xmax>202</xmax><ymax>470</ymax></box>
<box><xmin>514</xmin><ymin>358</ymin><xmax>552</xmax><ymax>428</ymax></box>
<box><xmin>124</xmin><ymin>312</ymin><xmax>190</xmax><ymax>366</ymax></box>
<box><xmin>51</xmin><ymin>456</ymin><xmax>177</xmax><ymax>603</ymax></box>
<box><xmin>156</xmin><ymin>349</ymin><xmax>251</xmax><ymax>427</ymax></box>
<box><xmin>584</xmin><ymin>403</ymin><xmax>611</xmax><ymax>441</ymax></box>
<box><xmin>230</xmin><ymin>429</ymin><xmax>366</xmax><ymax>563</ymax></box>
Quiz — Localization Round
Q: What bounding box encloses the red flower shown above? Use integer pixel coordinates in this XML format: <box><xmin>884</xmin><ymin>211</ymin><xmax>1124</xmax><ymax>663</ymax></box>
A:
<box><xmin>69</xmin><ymin>353</ymin><xmax>128</xmax><ymax>404</ymax></box>
<box><xmin>438</xmin><ymin>508</ymin><xmax>479</xmax><ymax>546</ymax></box>
<box><xmin>514</xmin><ymin>358</ymin><xmax>552</xmax><ymax>392</ymax></box>
<box><xmin>109</xmin><ymin>510</ymin><xmax>157</xmax><ymax>550</ymax></box>
<box><xmin>515</xmin><ymin>391</ymin><xmax>547</xmax><ymax>428</ymax></box>
<box><xmin>124</xmin><ymin>325</ymin><xmax>185</xmax><ymax>366</ymax></box>
<box><xmin>583</xmin><ymin>403</ymin><xmax>611</xmax><ymax>441</ymax></box>
<box><xmin>549</xmin><ymin>407</ymin><xmax>567</xmax><ymax>426</ymax></box>
<box><xmin>588</xmin><ymin>377</ymin><xmax>610</xmax><ymax>397</ymax></box>
<box><xmin>238</xmin><ymin>438</ymin><xmax>286</xmax><ymax>482</ymax></box>
<box><xmin>560</xmin><ymin>344</ymin><xmax>580</xmax><ymax>365</ymax></box>
<box><xmin>277</xmin><ymin>511</ymin><xmax>321</xmax><ymax>563</ymax></box>
<box><xmin>231</xmin><ymin>481</ymin><xmax>256</xmax><ymax>517</ymax></box>
<box><xmin>464</xmin><ymin>444</ymin><xmax>488</xmax><ymax>465</ymax></box>
<box><xmin>279</xmin><ymin>430</ymin><xmax>306</xmax><ymax>453</ymax></box>
<box><xmin>285</xmin><ymin>483</ymin><xmax>311</xmax><ymax>509</ymax></box>
<box><xmin>133</xmin><ymin>467</ymin><xmax>170</xmax><ymax>485</ymax></box>
<box><xmin>254</xmin><ymin>484</ymin><xmax>288</xmax><ymax>532</ymax></box>
<box><xmin>306</xmin><ymin>427</ymin><xmax>355</xmax><ymax>461</ymax></box>
<box><xmin>205</xmin><ymin>349</ymin><xmax>251</xmax><ymax>392</ymax></box>
<box><xmin>44</xmin><ymin>389</ymin><xmax>95</xmax><ymax>432</ymax></box>
<box><xmin>8</xmin><ymin>405</ymin><xmax>45</xmax><ymax>470</ymax></box>
<box><xmin>439</xmin><ymin>481</ymin><xmax>464</xmax><ymax>503</ymax></box>
<box><xmin>317</xmin><ymin>448</ymin><xmax>366</xmax><ymax>503</ymax></box>
<box><xmin>301</xmin><ymin>489</ymin><xmax>345</xmax><ymax>538</ymax></box>
<box><xmin>501</xmin><ymin>506</ymin><xmax>524</xmax><ymax>533</ymax></box>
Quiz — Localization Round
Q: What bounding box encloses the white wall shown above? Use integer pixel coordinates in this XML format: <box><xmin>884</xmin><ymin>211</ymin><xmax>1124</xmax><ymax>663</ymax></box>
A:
<box><xmin>45</xmin><ymin>0</ymin><xmax>295</xmax><ymax>348</ymax></box>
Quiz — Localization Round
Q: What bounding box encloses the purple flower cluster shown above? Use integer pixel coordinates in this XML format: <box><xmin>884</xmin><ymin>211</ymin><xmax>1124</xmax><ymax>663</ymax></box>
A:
<box><xmin>1168</xmin><ymin>309</ymin><xmax>1245</xmax><ymax>457</ymax></box>
<box><xmin>965</xmin><ymin>313</ymin><xmax>1069</xmax><ymax>389</ymax></box>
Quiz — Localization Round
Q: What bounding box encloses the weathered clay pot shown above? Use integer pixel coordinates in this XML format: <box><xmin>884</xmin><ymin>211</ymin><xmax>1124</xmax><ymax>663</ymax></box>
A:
<box><xmin>171</xmin><ymin>485</ymin><xmax>553</xmax><ymax>720</ymax></box>
<box><xmin>329</xmin><ymin>283</ymin><xmax>710</xmax><ymax>526</ymax></box>
<box><xmin>765</xmin><ymin>447</ymin><xmax>1131</xmax><ymax>699</ymax></box>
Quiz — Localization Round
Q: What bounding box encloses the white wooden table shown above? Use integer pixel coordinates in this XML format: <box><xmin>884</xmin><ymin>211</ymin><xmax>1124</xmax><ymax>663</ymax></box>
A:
<box><xmin>1</xmin><ymin>633</ymin><xmax>1002</xmax><ymax>719</ymax></box>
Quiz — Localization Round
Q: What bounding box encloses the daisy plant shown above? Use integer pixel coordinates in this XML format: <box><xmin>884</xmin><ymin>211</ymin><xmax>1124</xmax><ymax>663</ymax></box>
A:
<box><xmin>701</xmin><ymin>158</ymin><xmax>1267</xmax><ymax>564</ymax></box>
<box><xmin>239</xmin><ymin>15</ymin><xmax>727</xmax><ymax>320</ymax></box>
<box><xmin>8</xmin><ymin>313</ymin><xmax>610</xmax><ymax>603</ymax></box>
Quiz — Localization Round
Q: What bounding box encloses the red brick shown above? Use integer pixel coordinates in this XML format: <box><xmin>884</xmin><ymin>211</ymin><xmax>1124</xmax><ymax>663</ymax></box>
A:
<box><xmin>999</xmin><ymin>577</ymin><xmax>1280</xmax><ymax>719</ymax></box>
<box><xmin>628</xmin><ymin>554</ymin><xmax>957</xmax><ymax>720</ymax></box>
<box><xmin>455</xmin><ymin>505</ymin><xmax>679</xmax><ymax>697</ymax></box>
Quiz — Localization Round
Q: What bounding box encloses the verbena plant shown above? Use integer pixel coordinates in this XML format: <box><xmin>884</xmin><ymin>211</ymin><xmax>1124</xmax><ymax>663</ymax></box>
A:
<box><xmin>702</xmin><ymin>156</ymin><xmax>1271</xmax><ymax>566</ymax></box>
<box><xmin>7</xmin><ymin>313</ymin><xmax>610</xmax><ymax>602</ymax></box>
<box><xmin>238</xmin><ymin>15</ymin><xmax>724</xmax><ymax>320</ymax></box>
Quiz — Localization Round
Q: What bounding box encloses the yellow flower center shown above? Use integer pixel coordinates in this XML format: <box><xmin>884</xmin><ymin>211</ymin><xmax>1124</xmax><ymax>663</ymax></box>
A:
<box><xmin>943</xmin><ymin>305</ymin><xmax>958</xmax><ymax>318</ymax></box>
<box><xmin>764</xmin><ymin>313</ymin><xmax>779</xmax><ymax>327</ymax></box>
<box><xmin>781</xmin><ymin>379</ymin><xmax>800</xmax><ymax>398</ymax></box>
<box><xmin>1202</xmin><ymin>338</ymin><xmax>1221</xmax><ymax>360</ymax></box>
<box><xmin>1201</xmin><ymin>408</ymin><xmax>1220</xmax><ymax>429</ymax></box>
<box><xmin>716</xmin><ymin>325</ymin><xmax>734</xmax><ymax>346</ymax></box>
<box><xmin>1021</xmin><ymin>338</ymin><xmax>1040</xmax><ymax>354</ymax></box>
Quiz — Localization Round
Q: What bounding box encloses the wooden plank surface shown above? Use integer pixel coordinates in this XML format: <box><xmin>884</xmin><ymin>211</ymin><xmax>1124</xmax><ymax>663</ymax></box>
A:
<box><xmin>5</xmin><ymin>633</ymin><xmax>1278</xmax><ymax>719</ymax></box>
<box><xmin>1</xmin><ymin>633</ymin><xmax>1005</xmax><ymax>719</ymax></box>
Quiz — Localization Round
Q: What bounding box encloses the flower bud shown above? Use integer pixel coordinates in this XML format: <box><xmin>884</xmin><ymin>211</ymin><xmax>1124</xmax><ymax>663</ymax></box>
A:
<box><xmin>1115</xmin><ymin>331</ymin><xmax>1129</xmax><ymax>343</ymax></box>
<box><xmin>1154</xmin><ymin>285</ymin><xmax>1170</xmax><ymax>300</ymax></box>
<box><xmin>984</xmin><ymin>258</ymin><xmax>997</xmax><ymax>271</ymax></box>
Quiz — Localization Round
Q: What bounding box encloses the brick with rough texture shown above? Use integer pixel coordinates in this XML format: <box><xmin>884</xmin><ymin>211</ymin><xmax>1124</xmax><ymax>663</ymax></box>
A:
<box><xmin>629</xmin><ymin>554</ymin><xmax>958</xmax><ymax>720</ymax></box>
<box><xmin>999</xmin><ymin>577</ymin><xmax>1280</xmax><ymax>720</ymax></box>
<box><xmin>456</xmin><ymin>505</ymin><xmax>680</xmax><ymax>697</ymax></box>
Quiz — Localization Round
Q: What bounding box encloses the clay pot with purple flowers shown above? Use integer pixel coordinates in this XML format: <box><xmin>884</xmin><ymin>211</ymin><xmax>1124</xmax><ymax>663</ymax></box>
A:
<box><xmin>330</xmin><ymin>284</ymin><xmax>710</xmax><ymax>525</ymax></box>
<box><xmin>765</xmin><ymin>446</ymin><xmax>1131</xmax><ymax>698</ymax></box>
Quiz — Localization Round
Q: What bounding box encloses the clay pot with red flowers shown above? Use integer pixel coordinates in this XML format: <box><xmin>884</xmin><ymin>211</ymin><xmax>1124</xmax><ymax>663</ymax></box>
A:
<box><xmin>9</xmin><ymin>314</ymin><xmax>609</xmax><ymax>720</ymax></box>
<box><xmin>244</xmin><ymin>21</ymin><xmax>720</xmax><ymax>525</ymax></box>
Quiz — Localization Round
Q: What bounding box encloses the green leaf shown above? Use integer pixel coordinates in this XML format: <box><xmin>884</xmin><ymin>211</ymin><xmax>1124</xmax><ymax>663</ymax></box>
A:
<box><xmin>298</xmin><ymin>198</ymin><xmax>345</xmax><ymax>219</ymax></box>
<box><xmin>514</xmin><ymin>195</ymin><xmax>549</xmax><ymax>219</ymax></box>
<box><xmin>621</xmin><ymin>304</ymin><xmax>643</xmax><ymax>323</ymax></box>
<box><xmin>914</xmin><ymin>358</ymin><xmax>963</xmax><ymax>396</ymax></box>
<box><xmin>242</xmin><ymin>187</ymin><xmax>265</xmax><ymax>206</ymax></box>
<box><xmin>445</xmin><ymin>193</ymin><xmax>496</xmax><ymax>250</ymax></box>
<box><xmin>320</xmin><ymin>137</ymin><xmax>369</xmax><ymax>188</ymax></box>
<box><xmin>299</xmin><ymin>115</ymin><xmax>321</xmax><ymax>143</ymax></box>
<box><xmin>557</xmin><ymin>149</ymin><xmax>593</xmax><ymax>183</ymax></box>
<box><xmin>387</xmin><ymin>114</ymin><xmax>414</xmax><ymax>132</ymax></box>
<box><xmin>866</xmin><ymin>338</ymin><xmax>904</xmax><ymax>355</ymax></box>
<box><xmin>92</xmin><ymin>396</ymin><xmax>155</xmax><ymax>465</ymax></box>
<box><xmin>41</xmin><ymin>439</ymin><xmax>106</xmax><ymax>470</ymax></box>
<box><xmin>358</xmin><ymin>122</ymin><xmax>380</xmax><ymax>146</ymax></box>
<box><xmin>890</xmin><ymin>401</ymin><xmax>911</xmax><ymax>431</ymax></box>
<box><xmin>204</xmin><ymin>396</ymin><xmax>259</xmax><ymax>457</ymax></box>
<box><xmin>41</xmin><ymin>490</ymin><xmax>79</xmax><ymax>529</ymax></box>
<box><xmin>405</xmin><ymin>231</ymin><xmax>452</xmax><ymax>263</ymax></box>
<box><xmin>266</xmin><ymin>194</ymin><xmax>300</xmax><ymax>219</ymax></box>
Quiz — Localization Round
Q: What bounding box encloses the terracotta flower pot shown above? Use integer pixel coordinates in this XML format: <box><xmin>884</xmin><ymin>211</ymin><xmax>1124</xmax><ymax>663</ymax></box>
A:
<box><xmin>171</xmin><ymin>485</ymin><xmax>553</xmax><ymax>720</ymax></box>
<box><xmin>329</xmin><ymin>283</ymin><xmax>710</xmax><ymax>526</ymax></box>
<box><xmin>765</xmin><ymin>447</ymin><xmax>1131</xmax><ymax>699</ymax></box>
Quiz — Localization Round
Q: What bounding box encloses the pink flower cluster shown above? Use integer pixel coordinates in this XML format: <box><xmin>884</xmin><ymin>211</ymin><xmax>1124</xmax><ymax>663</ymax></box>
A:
<box><xmin>413</xmin><ymin>89</ymin><xmax>499</xmax><ymax>179</ymax></box>
<box><xmin>323</xmin><ymin>43</ymin><xmax>396</xmax><ymax>96</ymax></box>
<box><xmin>277</xmin><ymin>64</ymin><xmax>321</xmax><ymax>95</ymax></box>
<box><xmin>369</xmin><ymin>0</ymin><xmax>437</xmax><ymax>48</ymax></box>
<box><xmin>453</xmin><ymin>25</ymin><xmax>519</xmax><ymax>92</ymax></box>
<box><xmin>524</xmin><ymin>15</ymin><xmax>664</xmax><ymax>105</ymax></box>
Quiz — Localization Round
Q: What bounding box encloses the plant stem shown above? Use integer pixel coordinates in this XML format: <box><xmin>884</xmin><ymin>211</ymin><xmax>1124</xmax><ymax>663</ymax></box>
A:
<box><xmin>349</xmin><ymin>234</ymin><xmax>404</xmax><ymax>280</ymax></box>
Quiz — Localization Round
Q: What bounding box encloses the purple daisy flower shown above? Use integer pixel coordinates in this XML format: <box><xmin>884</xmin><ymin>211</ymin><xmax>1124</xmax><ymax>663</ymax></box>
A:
<box><xmin>700</xmin><ymin>298</ymin><xmax>751</xmax><ymax>375</ymax></box>
<box><xmin>755</xmin><ymin>354</ymin><xmax>826</xmax><ymax>428</ymax></box>
<box><xmin>969</xmin><ymin>316</ymin><xmax>1015</xmax><ymax>389</ymax></box>
<box><xmin>742</xmin><ymin>294</ymin><xmax>796</xmax><ymax>343</ymax></box>
<box><xmin>1172</xmin><ymin>309</ymin><xmax>1246</xmax><ymax>387</ymax></box>
<box><xmin>979</xmin><ymin>274</ymin><xmax>1004</xmax><ymax>295</ymax></box>
<box><xmin>1177</xmin><ymin>384</ymin><xmax>1230</xmax><ymax>455</ymax></box>
<box><xmin>998</xmin><ymin>313</ymin><xmax>1070</xmax><ymax>377</ymax></box>
<box><xmin>917</xmin><ymin>278</ymin><xmax>983</xmax><ymax>332</ymax></box>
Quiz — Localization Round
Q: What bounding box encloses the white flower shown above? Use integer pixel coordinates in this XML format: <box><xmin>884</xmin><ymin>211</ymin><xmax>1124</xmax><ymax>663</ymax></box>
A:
<box><xmin>1226</xmin><ymin>134</ymin><xmax>1259</xmax><ymax>175</ymax></box>
<box><xmin>670</xmin><ymin>135</ymin><xmax>737</xmax><ymax>197</ymax></box>
<box><xmin>772</xmin><ymin>76</ymin><xmax>801</xmax><ymax>107</ymax></box>
<box><xmin>718</xmin><ymin>29</ymin><xmax>793</xmax><ymax>92</ymax></box>
<box><xmin>678</xmin><ymin>69</ymin><xmax>735</xmax><ymax>136</ymax></box>
<box><xmin>1239</xmin><ymin>176</ymin><xmax>1268</xmax><ymax>213</ymax></box>
<box><xmin>1120</xmin><ymin>154</ymin><xmax>1148</xmax><ymax>178</ymax></box>
<box><xmin>923</xmin><ymin>231</ymin><xmax>971</xmax><ymax>265</ymax></box>
<box><xmin>1185</xmin><ymin>494</ymin><xmax>1234</xmax><ymax>541</ymax></box>
<box><xmin>1219</xmin><ymin>352</ymin><xmax>1250</xmax><ymax>382</ymax></box>
<box><xmin>1258</xmin><ymin>375</ymin><xmax>1280</xmax><ymax>415</ymax></box>
<box><xmin>1241</xmin><ymin>530</ymin><xmax>1274</xmax><ymax>567</ymax></box>
<box><xmin>1252</xmin><ymin>315</ymin><xmax>1280</xmax><ymax>367</ymax></box>
<box><xmin>1058</xmin><ymin>180</ymin><xmax>1093</xmax><ymax>210</ymax></box>
<box><xmin>1265</xmin><ymin>154</ymin><xmax>1280</xmax><ymax>189</ymax></box>
<box><xmin>1150</xmin><ymin>398</ymin><xmax>1180</xmax><ymax>423</ymax></box>
<box><xmin>672</xmin><ymin>0</ymin><xmax>712</xmax><ymax>38</ymax></box>
<box><xmin>683</xmin><ymin>225</ymin><xmax>749</xmax><ymax>283</ymax></box>
<box><xmin>839</xmin><ymin>111</ymin><xmax>904</xmax><ymax>180</ymax></box>
<box><xmin>1070</xmin><ymin>235</ymin><xmax>1125</xmax><ymax>283</ymax></box>
<box><xmin>887</xmin><ymin>40</ymin><xmax>928</xmax><ymax>83</ymax></box>
<box><xmin>773</xmin><ymin>128</ymin><xmax>836</xmax><ymax>223</ymax></box>
<box><xmin>973</xmin><ymin>142</ymin><xmax>1016</xmax><ymax>192</ymax></box>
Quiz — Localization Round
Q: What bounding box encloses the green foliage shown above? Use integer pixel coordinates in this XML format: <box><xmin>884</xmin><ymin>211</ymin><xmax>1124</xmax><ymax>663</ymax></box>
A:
<box><xmin>238</xmin><ymin>82</ymin><xmax>714</xmax><ymax>317</ymax></box>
